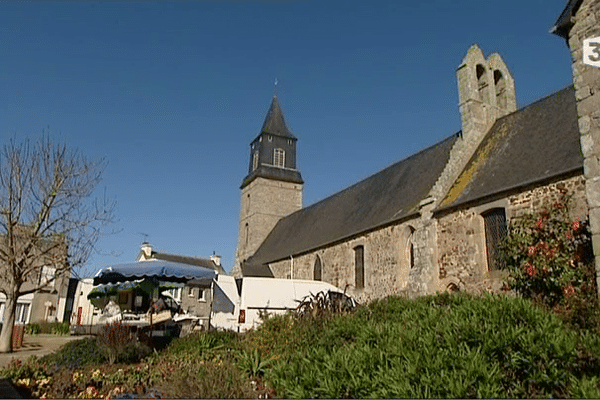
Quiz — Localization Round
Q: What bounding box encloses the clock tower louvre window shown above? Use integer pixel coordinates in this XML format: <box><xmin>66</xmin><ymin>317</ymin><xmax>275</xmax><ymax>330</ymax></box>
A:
<box><xmin>252</xmin><ymin>151</ymin><xmax>259</xmax><ymax>171</ymax></box>
<box><xmin>274</xmin><ymin>148</ymin><xmax>285</xmax><ymax>168</ymax></box>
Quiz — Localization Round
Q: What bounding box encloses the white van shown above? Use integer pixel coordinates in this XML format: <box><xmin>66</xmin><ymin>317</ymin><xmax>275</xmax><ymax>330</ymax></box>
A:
<box><xmin>210</xmin><ymin>275</ymin><xmax>354</xmax><ymax>332</ymax></box>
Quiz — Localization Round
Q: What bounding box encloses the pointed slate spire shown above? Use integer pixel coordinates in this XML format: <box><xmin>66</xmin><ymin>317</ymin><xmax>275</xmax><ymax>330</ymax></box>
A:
<box><xmin>260</xmin><ymin>96</ymin><xmax>296</xmax><ymax>138</ymax></box>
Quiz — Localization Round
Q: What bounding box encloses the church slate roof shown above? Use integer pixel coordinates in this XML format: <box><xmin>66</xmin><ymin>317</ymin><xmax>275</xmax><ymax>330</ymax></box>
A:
<box><xmin>247</xmin><ymin>134</ymin><xmax>458</xmax><ymax>266</ymax></box>
<box><xmin>437</xmin><ymin>85</ymin><xmax>582</xmax><ymax>213</ymax></box>
<box><xmin>260</xmin><ymin>96</ymin><xmax>296</xmax><ymax>139</ymax></box>
<box><xmin>240</xmin><ymin>164</ymin><xmax>304</xmax><ymax>189</ymax></box>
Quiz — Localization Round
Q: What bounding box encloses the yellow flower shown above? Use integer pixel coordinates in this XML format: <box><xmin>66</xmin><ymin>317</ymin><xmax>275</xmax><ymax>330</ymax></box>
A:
<box><xmin>86</xmin><ymin>386</ymin><xmax>98</xmax><ymax>398</ymax></box>
<box><xmin>38</xmin><ymin>377</ymin><xmax>51</xmax><ymax>386</ymax></box>
<box><xmin>92</xmin><ymin>369</ymin><xmax>102</xmax><ymax>380</ymax></box>
<box><xmin>16</xmin><ymin>378</ymin><xmax>31</xmax><ymax>387</ymax></box>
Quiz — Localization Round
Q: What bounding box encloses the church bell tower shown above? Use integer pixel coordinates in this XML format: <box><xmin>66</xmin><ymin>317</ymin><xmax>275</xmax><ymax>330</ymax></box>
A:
<box><xmin>231</xmin><ymin>95</ymin><xmax>303</xmax><ymax>277</ymax></box>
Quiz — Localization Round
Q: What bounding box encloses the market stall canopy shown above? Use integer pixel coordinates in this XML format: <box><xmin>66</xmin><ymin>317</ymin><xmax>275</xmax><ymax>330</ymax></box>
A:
<box><xmin>93</xmin><ymin>260</ymin><xmax>217</xmax><ymax>285</ymax></box>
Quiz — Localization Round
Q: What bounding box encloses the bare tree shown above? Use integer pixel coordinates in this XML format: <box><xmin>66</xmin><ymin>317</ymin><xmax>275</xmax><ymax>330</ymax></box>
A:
<box><xmin>0</xmin><ymin>136</ymin><xmax>115</xmax><ymax>352</ymax></box>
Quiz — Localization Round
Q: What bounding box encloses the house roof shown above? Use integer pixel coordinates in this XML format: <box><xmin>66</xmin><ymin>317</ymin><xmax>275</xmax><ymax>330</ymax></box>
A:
<box><xmin>246</xmin><ymin>134</ymin><xmax>458</xmax><ymax>267</ymax></box>
<box><xmin>551</xmin><ymin>0</ymin><xmax>583</xmax><ymax>38</ymax></box>
<box><xmin>144</xmin><ymin>251</ymin><xmax>227</xmax><ymax>275</ymax></box>
<box><xmin>437</xmin><ymin>85</ymin><xmax>582</xmax><ymax>213</ymax></box>
<box><xmin>259</xmin><ymin>96</ymin><xmax>295</xmax><ymax>139</ymax></box>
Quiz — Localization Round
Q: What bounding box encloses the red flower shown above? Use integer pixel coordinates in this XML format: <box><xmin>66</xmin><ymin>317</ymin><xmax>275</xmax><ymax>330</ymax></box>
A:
<box><xmin>523</xmin><ymin>263</ymin><xmax>536</xmax><ymax>277</ymax></box>
<box><xmin>572</xmin><ymin>219</ymin><xmax>581</xmax><ymax>232</ymax></box>
<box><xmin>542</xmin><ymin>265</ymin><xmax>548</xmax><ymax>273</ymax></box>
<box><xmin>535</xmin><ymin>219</ymin><xmax>543</xmax><ymax>229</ymax></box>
<box><xmin>566</xmin><ymin>229</ymin><xmax>573</xmax><ymax>241</ymax></box>
<box><xmin>563</xmin><ymin>285</ymin><xmax>574</xmax><ymax>296</ymax></box>
<box><xmin>528</xmin><ymin>246</ymin><xmax>536</xmax><ymax>256</ymax></box>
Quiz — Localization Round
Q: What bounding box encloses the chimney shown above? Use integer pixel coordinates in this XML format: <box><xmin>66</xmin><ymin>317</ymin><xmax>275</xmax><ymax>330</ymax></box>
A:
<box><xmin>140</xmin><ymin>242</ymin><xmax>152</xmax><ymax>259</ymax></box>
<box><xmin>210</xmin><ymin>253</ymin><xmax>222</xmax><ymax>267</ymax></box>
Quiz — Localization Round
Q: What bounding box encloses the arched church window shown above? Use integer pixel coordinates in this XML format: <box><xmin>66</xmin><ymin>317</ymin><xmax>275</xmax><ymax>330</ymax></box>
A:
<box><xmin>483</xmin><ymin>208</ymin><xmax>507</xmax><ymax>271</ymax></box>
<box><xmin>476</xmin><ymin>64</ymin><xmax>489</xmax><ymax>103</ymax></box>
<box><xmin>354</xmin><ymin>245</ymin><xmax>364</xmax><ymax>289</ymax></box>
<box><xmin>494</xmin><ymin>70</ymin><xmax>507</xmax><ymax>109</ymax></box>
<box><xmin>244</xmin><ymin>223</ymin><xmax>249</xmax><ymax>246</ymax></box>
<box><xmin>274</xmin><ymin>148</ymin><xmax>285</xmax><ymax>168</ymax></box>
<box><xmin>406</xmin><ymin>227</ymin><xmax>416</xmax><ymax>269</ymax></box>
<box><xmin>314</xmin><ymin>255</ymin><xmax>322</xmax><ymax>281</ymax></box>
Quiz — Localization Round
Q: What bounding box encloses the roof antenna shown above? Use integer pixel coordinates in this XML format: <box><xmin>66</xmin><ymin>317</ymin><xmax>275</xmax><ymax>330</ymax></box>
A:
<box><xmin>274</xmin><ymin>78</ymin><xmax>278</xmax><ymax>97</ymax></box>
<box><xmin>137</xmin><ymin>232</ymin><xmax>149</xmax><ymax>243</ymax></box>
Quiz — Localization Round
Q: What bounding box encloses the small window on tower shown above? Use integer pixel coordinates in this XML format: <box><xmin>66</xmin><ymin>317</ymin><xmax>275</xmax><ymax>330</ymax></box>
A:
<box><xmin>274</xmin><ymin>148</ymin><xmax>285</xmax><ymax>168</ymax></box>
<box><xmin>252</xmin><ymin>152</ymin><xmax>259</xmax><ymax>171</ymax></box>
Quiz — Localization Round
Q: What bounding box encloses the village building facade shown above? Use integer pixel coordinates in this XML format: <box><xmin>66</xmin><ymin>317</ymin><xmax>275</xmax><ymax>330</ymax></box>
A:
<box><xmin>231</xmin><ymin>0</ymin><xmax>598</xmax><ymax>303</ymax></box>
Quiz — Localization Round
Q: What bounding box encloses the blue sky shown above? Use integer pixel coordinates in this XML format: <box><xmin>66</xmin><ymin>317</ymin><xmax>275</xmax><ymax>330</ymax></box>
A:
<box><xmin>0</xmin><ymin>0</ymin><xmax>574</xmax><ymax>277</ymax></box>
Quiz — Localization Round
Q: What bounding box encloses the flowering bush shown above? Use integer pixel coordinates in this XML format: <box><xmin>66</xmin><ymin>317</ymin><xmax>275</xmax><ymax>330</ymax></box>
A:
<box><xmin>1</xmin><ymin>358</ymin><xmax>52</xmax><ymax>398</ymax></box>
<box><xmin>500</xmin><ymin>196</ymin><xmax>598</xmax><ymax>327</ymax></box>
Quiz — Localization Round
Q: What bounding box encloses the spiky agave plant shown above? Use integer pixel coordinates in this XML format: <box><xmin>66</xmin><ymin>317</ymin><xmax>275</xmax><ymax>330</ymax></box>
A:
<box><xmin>295</xmin><ymin>289</ymin><xmax>357</xmax><ymax>319</ymax></box>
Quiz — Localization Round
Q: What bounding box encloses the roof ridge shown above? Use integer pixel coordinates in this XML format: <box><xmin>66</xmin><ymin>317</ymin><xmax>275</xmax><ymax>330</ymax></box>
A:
<box><xmin>291</xmin><ymin>132</ymin><xmax>460</xmax><ymax>215</ymax></box>
<box><xmin>153</xmin><ymin>251</ymin><xmax>213</xmax><ymax>263</ymax></box>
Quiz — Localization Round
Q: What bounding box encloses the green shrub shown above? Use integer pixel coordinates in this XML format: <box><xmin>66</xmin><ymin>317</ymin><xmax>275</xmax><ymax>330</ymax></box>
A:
<box><xmin>51</xmin><ymin>322</ymin><xmax>70</xmax><ymax>335</ymax></box>
<box><xmin>117</xmin><ymin>340</ymin><xmax>153</xmax><ymax>364</ymax></box>
<box><xmin>163</xmin><ymin>330</ymin><xmax>239</xmax><ymax>361</ymax></box>
<box><xmin>34</xmin><ymin>321</ymin><xmax>71</xmax><ymax>335</ymax></box>
<box><xmin>24</xmin><ymin>323</ymin><xmax>41</xmax><ymax>335</ymax></box>
<box><xmin>264</xmin><ymin>293</ymin><xmax>600</xmax><ymax>398</ymax></box>
<box><xmin>39</xmin><ymin>337</ymin><xmax>106</xmax><ymax>368</ymax></box>
<box><xmin>238</xmin><ymin>348</ymin><xmax>271</xmax><ymax>377</ymax></box>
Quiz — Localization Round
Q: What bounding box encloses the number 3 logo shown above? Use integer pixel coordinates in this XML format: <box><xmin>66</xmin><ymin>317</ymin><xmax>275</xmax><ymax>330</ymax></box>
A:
<box><xmin>583</xmin><ymin>37</ymin><xmax>600</xmax><ymax>68</ymax></box>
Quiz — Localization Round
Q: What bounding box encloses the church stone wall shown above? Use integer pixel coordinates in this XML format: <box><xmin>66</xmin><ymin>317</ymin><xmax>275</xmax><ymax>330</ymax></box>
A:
<box><xmin>269</xmin><ymin>219</ymin><xmax>419</xmax><ymax>304</ymax></box>
<box><xmin>435</xmin><ymin>175</ymin><xmax>587</xmax><ymax>294</ymax></box>
<box><xmin>566</xmin><ymin>0</ymin><xmax>600</xmax><ymax>296</ymax></box>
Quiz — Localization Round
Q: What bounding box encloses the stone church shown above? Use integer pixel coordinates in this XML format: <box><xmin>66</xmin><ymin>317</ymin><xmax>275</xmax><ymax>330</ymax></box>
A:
<box><xmin>231</xmin><ymin>0</ymin><xmax>600</xmax><ymax>304</ymax></box>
